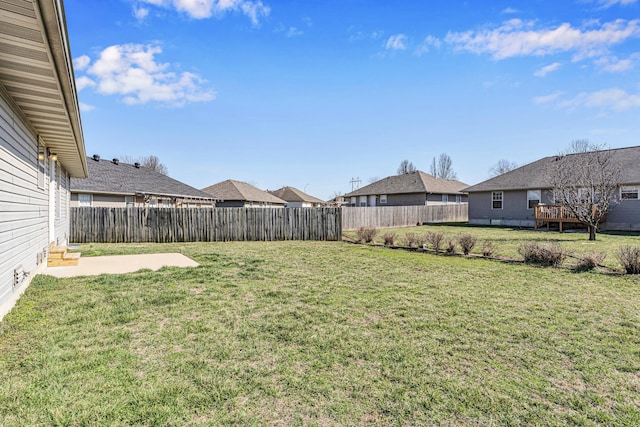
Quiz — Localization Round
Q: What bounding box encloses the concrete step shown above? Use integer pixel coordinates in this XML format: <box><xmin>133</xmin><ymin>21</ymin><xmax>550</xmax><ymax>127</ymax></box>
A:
<box><xmin>48</xmin><ymin>245</ymin><xmax>81</xmax><ymax>267</ymax></box>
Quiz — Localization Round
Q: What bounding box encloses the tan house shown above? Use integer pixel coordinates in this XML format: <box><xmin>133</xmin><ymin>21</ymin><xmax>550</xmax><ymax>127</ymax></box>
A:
<box><xmin>1</xmin><ymin>0</ymin><xmax>87</xmax><ymax>318</ymax></box>
<box><xmin>70</xmin><ymin>155</ymin><xmax>216</xmax><ymax>208</ymax></box>
<box><xmin>268</xmin><ymin>186</ymin><xmax>326</xmax><ymax>207</ymax></box>
<box><xmin>202</xmin><ymin>180</ymin><xmax>286</xmax><ymax>207</ymax></box>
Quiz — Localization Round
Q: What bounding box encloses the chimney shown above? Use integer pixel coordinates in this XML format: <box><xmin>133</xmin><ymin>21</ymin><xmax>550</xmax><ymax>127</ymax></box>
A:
<box><xmin>92</xmin><ymin>154</ymin><xmax>100</xmax><ymax>161</ymax></box>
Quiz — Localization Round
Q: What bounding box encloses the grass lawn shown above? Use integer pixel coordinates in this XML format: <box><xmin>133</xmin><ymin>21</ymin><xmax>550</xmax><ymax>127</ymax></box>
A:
<box><xmin>1</xmin><ymin>239</ymin><xmax>640</xmax><ymax>425</ymax></box>
<box><xmin>344</xmin><ymin>223</ymin><xmax>640</xmax><ymax>271</ymax></box>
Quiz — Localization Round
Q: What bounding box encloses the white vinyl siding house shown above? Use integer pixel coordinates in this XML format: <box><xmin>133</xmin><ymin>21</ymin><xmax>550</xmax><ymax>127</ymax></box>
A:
<box><xmin>0</xmin><ymin>1</ymin><xmax>88</xmax><ymax>319</ymax></box>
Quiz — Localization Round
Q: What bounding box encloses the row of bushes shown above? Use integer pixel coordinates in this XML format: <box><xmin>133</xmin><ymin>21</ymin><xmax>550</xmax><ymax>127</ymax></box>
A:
<box><xmin>356</xmin><ymin>228</ymin><xmax>492</xmax><ymax>256</ymax></box>
<box><xmin>354</xmin><ymin>226</ymin><xmax>640</xmax><ymax>274</ymax></box>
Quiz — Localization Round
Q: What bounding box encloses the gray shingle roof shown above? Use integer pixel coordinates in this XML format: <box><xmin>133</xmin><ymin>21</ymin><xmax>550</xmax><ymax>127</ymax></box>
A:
<box><xmin>344</xmin><ymin>171</ymin><xmax>469</xmax><ymax>197</ymax></box>
<box><xmin>464</xmin><ymin>145</ymin><xmax>640</xmax><ymax>192</ymax></box>
<box><xmin>71</xmin><ymin>156</ymin><xmax>215</xmax><ymax>200</ymax></box>
<box><xmin>267</xmin><ymin>186</ymin><xmax>325</xmax><ymax>204</ymax></box>
<box><xmin>201</xmin><ymin>180</ymin><xmax>286</xmax><ymax>204</ymax></box>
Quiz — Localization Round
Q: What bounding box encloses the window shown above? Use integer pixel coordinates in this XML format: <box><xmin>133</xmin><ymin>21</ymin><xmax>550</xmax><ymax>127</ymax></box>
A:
<box><xmin>621</xmin><ymin>186</ymin><xmax>639</xmax><ymax>200</ymax></box>
<box><xmin>162</xmin><ymin>199</ymin><xmax>170</xmax><ymax>208</ymax></box>
<box><xmin>442</xmin><ymin>194</ymin><xmax>448</xmax><ymax>204</ymax></box>
<box><xmin>492</xmin><ymin>191</ymin><xmax>503</xmax><ymax>209</ymax></box>
<box><xmin>359</xmin><ymin>196</ymin><xmax>367</xmax><ymax>207</ymax></box>
<box><xmin>350</xmin><ymin>197</ymin><xmax>356</xmax><ymax>207</ymax></box>
<box><xmin>380</xmin><ymin>194</ymin><xmax>387</xmax><ymax>204</ymax></box>
<box><xmin>78</xmin><ymin>194</ymin><xmax>92</xmax><ymax>207</ymax></box>
<box><xmin>37</xmin><ymin>144</ymin><xmax>45</xmax><ymax>189</ymax></box>
<box><xmin>148</xmin><ymin>199</ymin><xmax>158</xmax><ymax>208</ymax></box>
<box><xmin>125</xmin><ymin>196</ymin><xmax>135</xmax><ymax>208</ymax></box>
<box><xmin>456</xmin><ymin>195</ymin><xmax>462</xmax><ymax>204</ymax></box>
<box><xmin>527</xmin><ymin>190</ymin><xmax>541</xmax><ymax>209</ymax></box>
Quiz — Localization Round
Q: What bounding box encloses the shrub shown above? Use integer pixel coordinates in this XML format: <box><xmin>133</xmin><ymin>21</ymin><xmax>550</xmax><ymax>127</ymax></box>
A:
<box><xmin>458</xmin><ymin>234</ymin><xmax>477</xmax><ymax>256</ymax></box>
<box><xmin>616</xmin><ymin>245</ymin><xmax>640</xmax><ymax>274</ymax></box>
<box><xmin>356</xmin><ymin>227</ymin><xmax>378</xmax><ymax>243</ymax></box>
<box><xmin>518</xmin><ymin>242</ymin><xmax>566</xmax><ymax>267</ymax></box>
<box><xmin>382</xmin><ymin>232</ymin><xmax>397</xmax><ymax>246</ymax></box>
<box><xmin>445</xmin><ymin>239</ymin><xmax>456</xmax><ymax>254</ymax></box>
<box><xmin>574</xmin><ymin>251</ymin><xmax>606</xmax><ymax>272</ymax></box>
<box><xmin>404</xmin><ymin>233</ymin><xmax>420</xmax><ymax>248</ymax></box>
<box><xmin>482</xmin><ymin>241</ymin><xmax>496</xmax><ymax>257</ymax></box>
<box><xmin>425</xmin><ymin>231</ymin><xmax>445</xmax><ymax>252</ymax></box>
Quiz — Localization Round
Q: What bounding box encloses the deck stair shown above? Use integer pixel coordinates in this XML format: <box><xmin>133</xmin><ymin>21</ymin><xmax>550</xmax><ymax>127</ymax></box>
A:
<box><xmin>48</xmin><ymin>243</ymin><xmax>81</xmax><ymax>267</ymax></box>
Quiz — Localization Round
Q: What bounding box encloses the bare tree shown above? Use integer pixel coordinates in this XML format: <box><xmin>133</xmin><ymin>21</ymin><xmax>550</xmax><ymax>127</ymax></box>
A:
<box><xmin>397</xmin><ymin>160</ymin><xmax>417</xmax><ymax>175</ymax></box>
<box><xmin>550</xmin><ymin>140</ymin><xmax>621</xmax><ymax>241</ymax></box>
<box><xmin>430</xmin><ymin>153</ymin><xmax>457</xmax><ymax>180</ymax></box>
<box><xmin>368</xmin><ymin>176</ymin><xmax>381</xmax><ymax>184</ymax></box>
<box><xmin>120</xmin><ymin>155</ymin><xmax>169</xmax><ymax>175</ymax></box>
<box><xmin>489</xmin><ymin>159</ymin><xmax>519</xmax><ymax>177</ymax></box>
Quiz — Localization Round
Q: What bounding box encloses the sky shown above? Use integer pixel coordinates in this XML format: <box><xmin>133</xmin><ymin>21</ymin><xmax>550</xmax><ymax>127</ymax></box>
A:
<box><xmin>65</xmin><ymin>0</ymin><xmax>640</xmax><ymax>200</ymax></box>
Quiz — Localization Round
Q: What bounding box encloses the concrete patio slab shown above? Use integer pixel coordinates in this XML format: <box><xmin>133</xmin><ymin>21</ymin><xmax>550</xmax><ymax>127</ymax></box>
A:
<box><xmin>43</xmin><ymin>253</ymin><xmax>199</xmax><ymax>278</ymax></box>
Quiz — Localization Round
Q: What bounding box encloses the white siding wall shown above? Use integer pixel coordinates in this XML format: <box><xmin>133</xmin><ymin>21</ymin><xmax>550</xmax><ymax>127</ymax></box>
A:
<box><xmin>0</xmin><ymin>95</ymin><xmax>55</xmax><ymax>318</ymax></box>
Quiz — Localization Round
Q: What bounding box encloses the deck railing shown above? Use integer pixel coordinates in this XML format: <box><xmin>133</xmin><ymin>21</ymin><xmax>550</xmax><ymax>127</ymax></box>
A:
<box><xmin>533</xmin><ymin>204</ymin><xmax>605</xmax><ymax>231</ymax></box>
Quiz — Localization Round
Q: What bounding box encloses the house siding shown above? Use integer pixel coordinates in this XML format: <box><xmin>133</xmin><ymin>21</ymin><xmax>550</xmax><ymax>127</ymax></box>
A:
<box><xmin>469</xmin><ymin>189</ymin><xmax>640</xmax><ymax>230</ymax></box>
<box><xmin>0</xmin><ymin>95</ymin><xmax>51</xmax><ymax>318</ymax></box>
<box><xmin>381</xmin><ymin>193</ymin><xmax>427</xmax><ymax>206</ymax></box>
<box><xmin>468</xmin><ymin>190</ymin><xmax>553</xmax><ymax>227</ymax></box>
<box><xmin>426</xmin><ymin>193</ymin><xmax>469</xmax><ymax>205</ymax></box>
<box><xmin>605</xmin><ymin>198</ymin><xmax>640</xmax><ymax>231</ymax></box>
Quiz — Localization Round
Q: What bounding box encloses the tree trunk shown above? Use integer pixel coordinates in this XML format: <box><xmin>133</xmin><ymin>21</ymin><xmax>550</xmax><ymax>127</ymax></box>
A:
<box><xmin>588</xmin><ymin>224</ymin><xmax>597</xmax><ymax>241</ymax></box>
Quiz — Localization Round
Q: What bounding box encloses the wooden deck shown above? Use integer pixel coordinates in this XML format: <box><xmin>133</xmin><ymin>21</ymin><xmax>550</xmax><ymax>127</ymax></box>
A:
<box><xmin>534</xmin><ymin>205</ymin><xmax>605</xmax><ymax>232</ymax></box>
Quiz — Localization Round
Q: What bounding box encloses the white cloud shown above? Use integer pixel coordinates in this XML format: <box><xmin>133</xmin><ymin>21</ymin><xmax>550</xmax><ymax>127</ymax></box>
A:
<box><xmin>75</xmin><ymin>76</ymin><xmax>96</xmax><ymax>91</ymax></box>
<box><xmin>348</xmin><ymin>28</ymin><xmax>384</xmax><ymax>42</ymax></box>
<box><xmin>385</xmin><ymin>34</ymin><xmax>408</xmax><ymax>51</ymax></box>
<box><xmin>73</xmin><ymin>55</ymin><xmax>91</xmax><ymax>71</ymax></box>
<box><xmin>135</xmin><ymin>0</ymin><xmax>270</xmax><ymax>24</ymax></box>
<box><xmin>555</xmin><ymin>88</ymin><xmax>640</xmax><ymax>112</ymax></box>
<box><xmin>533</xmin><ymin>91</ymin><xmax>565</xmax><ymax>104</ymax></box>
<box><xmin>534</xmin><ymin>62</ymin><xmax>561</xmax><ymax>77</ymax></box>
<box><xmin>594</xmin><ymin>53</ymin><xmax>640</xmax><ymax>71</ymax></box>
<box><xmin>501</xmin><ymin>7</ymin><xmax>519</xmax><ymax>14</ymax></box>
<box><xmin>286</xmin><ymin>26</ymin><xmax>303</xmax><ymax>37</ymax></box>
<box><xmin>596</xmin><ymin>0</ymin><xmax>638</xmax><ymax>7</ymax></box>
<box><xmin>79</xmin><ymin>102</ymin><xmax>96</xmax><ymax>112</ymax></box>
<box><xmin>77</xmin><ymin>43</ymin><xmax>215</xmax><ymax>107</ymax></box>
<box><xmin>414</xmin><ymin>35</ymin><xmax>441</xmax><ymax>56</ymax></box>
<box><xmin>133</xmin><ymin>5</ymin><xmax>149</xmax><ymax>20</ymax></box>
<box><xmin>445</xmin><ymin>19</ymin><xmax>640</xmax><ymax>60</ymax></box>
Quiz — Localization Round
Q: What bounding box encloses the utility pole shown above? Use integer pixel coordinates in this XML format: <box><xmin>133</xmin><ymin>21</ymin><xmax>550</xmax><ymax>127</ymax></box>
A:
<box><xmin>350</xmin><ymin>177</ymin><xmax>361</xmax><ymax>192</ymax></box>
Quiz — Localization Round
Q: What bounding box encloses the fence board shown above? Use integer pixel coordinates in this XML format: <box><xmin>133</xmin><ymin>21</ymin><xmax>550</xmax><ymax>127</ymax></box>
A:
<box><xmin>71</xmin><ymin>207</ymin><xmax>342</xmax><ymax>243</ymax></box>
<box><xmin>341</xmin><ymin>205</ymin><xmax>468</xmax><ymax>230</ymax></box>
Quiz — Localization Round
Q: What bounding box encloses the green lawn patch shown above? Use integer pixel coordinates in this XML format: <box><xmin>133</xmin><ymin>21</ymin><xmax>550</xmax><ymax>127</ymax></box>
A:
<box><xmin>1</xmin><ymin>241</ymin><xmax>639</xmax><ymax>425</ymax></box>
<box><xmin>345</xmin><ymin>224</ymin><xmax>640</xmax><ymax>271</ymax></box>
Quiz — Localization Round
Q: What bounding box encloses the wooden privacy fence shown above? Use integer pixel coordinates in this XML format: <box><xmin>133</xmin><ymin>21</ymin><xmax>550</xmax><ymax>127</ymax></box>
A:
<box><xmin>342</xmin><ymin>205</ymin><xmax>468</xmax><ymax>230</ymax></box>
<box><xmin>70</xmin><ymin>207</ymin><xmax>342</xmax><ymax>243</ymax></box>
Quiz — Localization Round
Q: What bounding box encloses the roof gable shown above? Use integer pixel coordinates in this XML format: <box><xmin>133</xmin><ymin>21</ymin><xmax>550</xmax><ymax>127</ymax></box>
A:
<box><xmin>268</xmin><ymin>186</ymin><xmax>325</xmax><ymax>204</ymax></box>
<box><xmin>344</xmin><ymin>171</ymin><xmax>469</xmax><ymax>197</ymax></box>
<box><xmin>0</xmin><ymin>0</ymin><xmax>87</xmax><ymax>177</ymax></box>
<box><xmin>202</xmin><ymin>180</ymin><xmax>286</xmax><ymax>204</ymax></box>
<box><xmin>71</xmin><ymin>156</ymin><xmax>215</xmax><ymax>200</ymax></box>
<box><xmin>464</xmin><ymin>146</ymin><xmax>640</xmax><ymax>192</ymax></box>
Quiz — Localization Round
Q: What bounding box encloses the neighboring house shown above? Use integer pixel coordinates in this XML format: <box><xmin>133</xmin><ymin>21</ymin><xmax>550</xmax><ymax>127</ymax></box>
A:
<box><xmin>343</xmin><ymin>171</ymin><xmax>469</xmax><ymax>207</ymax></box>
<box><xmin>463</xmin><ymin>146</ymin><xmax>640</xmax><ymax>230</ymax></box>
<box><xmin>70</xmin><ymin>155</ymin><xmax>216</xmax><ymax>208</ymax></box>
<box><xmin>327</xmin><ymin>195</ymin><xmax>347</xmax><ymax>207</ymax></box>
<box><xmin>1</xmin><ymin>0</ymin><xmax>87</xmax><ymax>318</ymax></box>
<box><xmin>202</xmin><ymin>180</ymin><xmax>286</xmax><ymax>207</ymax></box>
<box><xmin>268</xmin><ymin>186</ymin><xmax>326</xmax><ymax>207</ymax></box>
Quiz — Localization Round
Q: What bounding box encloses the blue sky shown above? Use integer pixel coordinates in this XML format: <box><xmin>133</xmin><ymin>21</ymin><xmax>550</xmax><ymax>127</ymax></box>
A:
<box><xmin>66</xmin><ymin>0</ymin><xmax>640</xmax><ymax>200</ymax></box>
